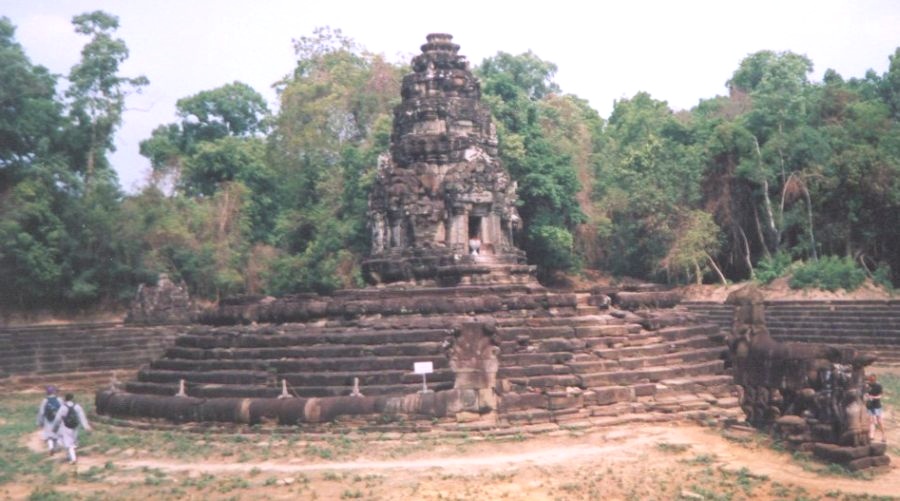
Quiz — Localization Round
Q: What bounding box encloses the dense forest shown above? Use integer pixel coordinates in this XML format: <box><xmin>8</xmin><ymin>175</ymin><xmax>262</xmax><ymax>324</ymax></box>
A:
<box><xmin>2</xmin><ymin>13</ymin><xmax>899</xmax><ymax>311</ymax></box>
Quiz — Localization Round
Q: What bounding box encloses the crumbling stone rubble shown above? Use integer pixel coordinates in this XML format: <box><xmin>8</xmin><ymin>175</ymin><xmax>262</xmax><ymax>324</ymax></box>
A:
<box><xmin>726</xmin><ymin>284</ymin><xmax>889</xmax><ymax>471</ymax></box>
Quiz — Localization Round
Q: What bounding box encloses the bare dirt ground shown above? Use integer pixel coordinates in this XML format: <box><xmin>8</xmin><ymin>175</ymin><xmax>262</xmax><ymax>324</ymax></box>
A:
<box><xmin>11</xmin><ymin>382</ymin><xmax>900</xmax><ymax>501</ymax></box>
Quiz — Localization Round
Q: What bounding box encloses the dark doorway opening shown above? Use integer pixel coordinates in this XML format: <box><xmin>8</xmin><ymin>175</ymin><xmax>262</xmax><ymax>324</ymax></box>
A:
<box><xmin>468</xmin><ymin>216</ymin><xmax>481</xmax><ymax>239</ymax></box>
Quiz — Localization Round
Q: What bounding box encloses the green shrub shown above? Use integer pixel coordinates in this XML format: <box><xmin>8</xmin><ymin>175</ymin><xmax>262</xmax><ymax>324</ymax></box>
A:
<box><xmin>789</xmin><ymin>256</ymin><xmax>866</xmax><ymax>292</ymax></box>
<box><xmin>872</xmin><ymin>263</ymin><xmax>895</xmax><ymax>291</ymax></box>
<box><xmin>755</xmin><ymin>252</ymin><xmax>794</xmax><ymax>284</ymax></box>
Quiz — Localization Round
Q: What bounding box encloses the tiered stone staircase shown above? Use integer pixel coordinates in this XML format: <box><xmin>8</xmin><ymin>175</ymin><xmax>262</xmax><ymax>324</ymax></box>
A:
<box><xmin>494</xmin><ymin>292</ymin><xmax>735</xmax><ymax>426</ymax></box>
<box><xmin>0</xmin><ymin>323</ymin><xmax>176</xmax><ymax>377</ymax></box>
<box><xmin>115</xmin><ymin>286</ymin><xmax>738</xmax><ymax>426</ymax></box>
<box><xmin>684</xmin><ymin>300</ymin><xmax>900</xmax><ymax>366</ymax></box>
<box><xmin>129</xmin><ymin>323</ymin><xmax>456</xmax><ymax>398</ymax></box>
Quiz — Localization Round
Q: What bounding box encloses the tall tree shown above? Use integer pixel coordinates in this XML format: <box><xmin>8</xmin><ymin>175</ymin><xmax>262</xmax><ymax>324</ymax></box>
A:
<box><xmin>594</xmin><ymin>92</ymin><xmax>712</xmax><ymax>280</ymax></box>
<box><xmin>65</xmin><ymin>11</ymin><xmax>147</xmax><ymax>179</ymax></box>
<box><xmin>728</xmin><ymin>51</ymin><xmax>821</xmax><ymax>259</ymax></box>
<box><xmin>0</xmin><ymin>17</ymin><xmax>62</xmax><ymax>187</ymax></box>
<box><xmin>266</xmin><ymin>27</ymin><xmax>401</xmax><ymax>293</ymax></box>
<box><xmin>477</xmin><ymin>52</ymin><xmax>585</xmax><ymax>278</ymax></box>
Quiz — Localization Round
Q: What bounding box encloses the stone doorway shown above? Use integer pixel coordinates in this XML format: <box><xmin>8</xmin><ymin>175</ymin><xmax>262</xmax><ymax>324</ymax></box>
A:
<box><xmin>468</xmin><ymin>215</ymin><xmax>483</xmax><ymax>255</ymax></box>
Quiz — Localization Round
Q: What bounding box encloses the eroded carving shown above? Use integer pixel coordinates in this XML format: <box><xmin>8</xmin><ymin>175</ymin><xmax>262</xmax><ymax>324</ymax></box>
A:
<box><xmin>726</xmin><ymin>284</ymin><xmax>888</xmax><ymax>470</ymax></box>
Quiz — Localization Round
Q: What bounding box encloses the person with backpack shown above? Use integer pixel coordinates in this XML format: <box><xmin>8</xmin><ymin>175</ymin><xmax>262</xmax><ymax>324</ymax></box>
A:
<box><xmin>52</xmin><ymin>393</ymin><xmax>92</xmax><ymax>464</ymax></box>
<box><xmin>35</xmin><ymin>386</ymin><xmax>62</xmax><ymax>454</ymax></box>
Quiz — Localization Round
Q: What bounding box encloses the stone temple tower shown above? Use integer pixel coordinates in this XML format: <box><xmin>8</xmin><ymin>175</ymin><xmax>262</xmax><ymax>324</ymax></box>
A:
<box><xmin>363</xmin><ymin>34</ymin><xmax>533</xmax><ymax>286</ymax></box>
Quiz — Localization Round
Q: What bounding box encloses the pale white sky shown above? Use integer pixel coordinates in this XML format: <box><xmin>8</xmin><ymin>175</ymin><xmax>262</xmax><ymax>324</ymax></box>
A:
<box><xmin>3</xmin><ymin>0</ymin><xmax>899</xmax><ymax>191</ymax></box>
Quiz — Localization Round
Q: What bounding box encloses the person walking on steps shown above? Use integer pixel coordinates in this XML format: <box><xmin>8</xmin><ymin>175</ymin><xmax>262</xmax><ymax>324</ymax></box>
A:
<box><xmin>52</xmin><ymin>393</ymin><xmax>92</xmax><ymax>464</ymax></box>
<box><xmin>36</xmin><ymin>386</ymin><xmax>61</xmax><ymax>455</ymax></box>
<box><xmin>866</xmin><ymin>374</ymin><xmax>886</xmax><ymax>442</ymax></box>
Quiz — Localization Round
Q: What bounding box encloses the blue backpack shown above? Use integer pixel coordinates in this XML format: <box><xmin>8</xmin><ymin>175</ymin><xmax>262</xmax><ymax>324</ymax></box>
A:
<box><xmin>43</xmin><ymin>396</ymin><xmax>61</xmax><ymax>421</ymax></box>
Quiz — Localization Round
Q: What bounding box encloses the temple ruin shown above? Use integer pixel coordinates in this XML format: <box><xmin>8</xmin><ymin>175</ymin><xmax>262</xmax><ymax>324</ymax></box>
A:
<box><xmin>363</xmin><ymin>33</ymin><xmax>532</xmax><ymax>286</ymax></box>
<box><xmin>96</xmin><ymin>34</ymin><xmax>739</xmax><ymax>432</ymax></box>
<box><xmin>726</xmin><ymin>284</ymin><xmax>889</xmax><ymax>470</ymax></box>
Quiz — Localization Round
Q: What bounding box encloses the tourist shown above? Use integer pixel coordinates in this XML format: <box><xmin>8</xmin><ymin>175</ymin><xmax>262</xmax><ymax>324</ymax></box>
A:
<box><xmin>865</xmin><ymin>374</ymin><xmax>885</xmax><ymax>442</ymax></box>
<box><xmin>35</xmin><ymin>386</ymin><xmax>61</xmax><ymax>454</ymax></box>
<box><xmin>52</xmin><ymin>393</ymin><xmax>92</xmax><ymax>464</ymax></box>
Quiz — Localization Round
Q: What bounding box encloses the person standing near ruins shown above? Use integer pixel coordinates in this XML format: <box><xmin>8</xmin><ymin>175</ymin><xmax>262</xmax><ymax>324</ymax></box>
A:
<box><xmin>469</xmin><ymin>236</ymin><xmax>481</xmax><ymax>256</ymax></box>
<box><xmin>52</xmin><ymin>393</ymin><xmax>92</xmax><ymax>464</ymax></box>
<box><xmin>866</xmin><ymin>374</ymin><xmax>886</xmax><ymax>442</ymax></box>
<box><xmin>36</xmin><ymin>386</ymin><xmax>61</xmax><ymax>454</ymax></box>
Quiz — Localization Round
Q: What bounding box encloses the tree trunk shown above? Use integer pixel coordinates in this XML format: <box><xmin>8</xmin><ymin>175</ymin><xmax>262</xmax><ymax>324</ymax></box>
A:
<box><xmin>753</xmin><ymin>206</ymin><xmax>771</xmax><ymax>259</ymax></box>
<box><xmin>761</xmin><ymin>179</ymin><xmax>780</xmax><ymax>254</ymax></box>
<box><xmin>753</xmin><ymin>135</ymin><xmax>780</xmax><ymax>255</ymax></box>
<box><xmin>802</xmin><ymin>182</ymin><xmax>818</xmax><ymax>261</ymax></box>
<box><xmin>86</xmin><ymin>121</ymin><xmax>98</xmax><ymax>183</ymax></box>
<box><xmin>738</xmin><ymin>226</ymin><xmax>754</xmax><ymax>279</ymax></box>
<box><xmin>705</xmin><ymin>252</ymin><xmax>728</xmax><ymax>285</ymax></box>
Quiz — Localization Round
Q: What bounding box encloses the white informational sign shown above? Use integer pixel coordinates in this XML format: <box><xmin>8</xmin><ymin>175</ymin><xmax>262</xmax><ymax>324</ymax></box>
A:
<box><xmin>413</xmin><ymin>361</ymin><xmax>434</xmax><ymax>374</ymax></box>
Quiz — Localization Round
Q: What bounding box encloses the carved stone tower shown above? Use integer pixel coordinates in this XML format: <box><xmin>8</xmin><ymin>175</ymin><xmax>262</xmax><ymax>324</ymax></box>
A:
<box><xmin>363</xmin><ymin>34</ymin><xmax>533</xmax><ymax>286</ymax></box>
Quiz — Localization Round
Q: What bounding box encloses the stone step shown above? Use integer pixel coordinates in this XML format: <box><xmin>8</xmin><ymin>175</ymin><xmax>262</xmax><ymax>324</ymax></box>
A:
<box><xmin>769</xmin><ymin>321</ymin><xmax>900</xmax><ymax>330</ymax></box>
<box><xmin>1</xmin><ymin>345</ymin><xmax>168</xmax><ymax>366</ymax></box>
<box><xmin>499</xmin><ymin>363</ymin><xmax>579</xmax><ymax>379</ymax></box>
<box><xmin>771</xmin><ymin>334</ymin><xmax>900</xmax><ymax>346</ymax></box>
<box><xmin>617</xmin><ymin>346</ymin><xmax>726</xmax><ymax>370</ymax></box>
<box><xmin>275</xmin><ymin>381</ymin><xmax>455</xmax><ymax>398</ymax></box>
<box><xmin>590</xmin><ymin>334</ymin><xmax>721</xmax><ymax>361</ymax></box>
<box><xmin>575</xmin><ymin>305</ymin><xmax>601</xmax><ymax>315</ymax></box>
<box><xmin>768</xmin><ymin>303</ymin><xmax>900</xmax><ymax>310</ymax></box>
<box><xmin>124</xmin><ymin>381</ymin><xmax>280</xmax><ymax>398</ymax></box>
<box><xmin>572</xmin><ymin>324</ymin><xmax>642</xmax><ymax>338</ymax></box>
<box><xmin>506</xmin><ymin>373</ymin><xmax>581</xmax><ymax>390</ymax></box>
<box><xmin>2</xmin><ymin>352</ymin><xmax>163</xmax><ymax>375</ymax></box>
<box><xmin>1</xmin><ymin>337</ymin><xmax>172</xmax><ymax>357</ymax></box>
<box><xmin>278</xmin><ymin>368</ymin><xmax>455</xmax><ymax>387</ymax></box>
<box><xmin>579</xmin><ymin>359</ymin><xmax>725</xmax><ymax>387</ymax></box>
<box><xmin>498</xmin><ymin>325</ymin><xmax>576</xmax><ymax>340</ymax></box>
<box><xmin>770</xmin><ymin>313</ymin><xmax>900</xmax><ymax>322</ymax></box>
<box><xmin>173</xmin><ymin>328</ymin><xmax>454</xmax><ymax>349</ymax></box>
<box><xmin>5</xmin><ymin>369</ymin><xmax>137</xmax><ymax>389</ymax></box>
<box><xmin>656</xmin><ymin>324</ymin><xmax>721</xmax><ymax>341</ymax></box>
<box><xmin>495</xmin><ymin>315</ymin><xmax>626</xmax><ymax>328</ymax></box>
<box><xmin>124</xmin><ymin>379</ymin><xmax>453</xmax><ymax>398</ymax></box>
<box><xmin>163</xmin><ymin>341</ymin><xmax>445</xmax><ymax>360</ymax></box>
<box><xmin>150</xmin><ymin>355</ymin><xmax>454</xmax><ymax>373</ymax></box>
<box><xmin>656</xmin><ymin>374</ymin><xmax>735</xmax><ymax>396</ymax></box>
<box><xmin>499</xmin><ymin>351</ymin><xmax>575</xmax><ymax>366</ymax></box>
<box><xmin>138</xmin><ymin>369</ymin><xmax>270</xmax><ymax>385</ymax></box>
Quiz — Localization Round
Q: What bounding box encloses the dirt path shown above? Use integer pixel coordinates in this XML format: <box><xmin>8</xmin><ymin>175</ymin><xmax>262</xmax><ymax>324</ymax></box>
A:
<box><xmin>28</xmin><ymin>423</ymin><xmax>900</xmax><ymax>498</ymax></box>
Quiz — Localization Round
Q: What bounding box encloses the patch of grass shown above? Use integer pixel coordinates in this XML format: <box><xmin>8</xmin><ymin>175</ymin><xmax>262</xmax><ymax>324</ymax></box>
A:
<box><xmin>559</xmin><ymin>482</ymin><xmax>581</xmax><ymax>492</ymax></box>
<box><xmin>26</xmin><ymin>487</ymin><xmax>67</xmax><ymax>501</ymax></box>
<box><xmin>181</xmin><ymin>473</ymin><xmax>216</xmax><ymax>489</ymax></box>
<box><xmin>305</xmin><ymin>443</ymin><xmax>334</xmax><ymax>459</ymax></box>
<box><xmin>656</xmin><ymin>441</ymin><xmax>691</xmax><ymax>453</ymax></box>
<box><xmin>322</xmin><ymin>471</ymin><xmax>342</xmax><ymax>481</ymax></box>
<box><xmin>683</xmin><ymin>453</ymin><xmax>717</xmax><ymax>465</ymax></box>
<box><xmin>0</xmin><ymin>394</ymin><xmax>59</xmax><ymax>485</ymax></box>
<box><xmin>216</xmin><ymin>476</ymin><xmax>250</xmax><ymax>493</ymax></box>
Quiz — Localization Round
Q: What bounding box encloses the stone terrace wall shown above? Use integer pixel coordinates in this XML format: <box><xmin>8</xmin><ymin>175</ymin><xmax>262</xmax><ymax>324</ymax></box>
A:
<box><xmin>683</xmin><ymin>300</ymin><xmax>900</xmax><ymax>365</ymax></box>
<box><xmin>0</xmin><ymin>323</ymin><xmax>178</xmax><ymax>378</ymax></box>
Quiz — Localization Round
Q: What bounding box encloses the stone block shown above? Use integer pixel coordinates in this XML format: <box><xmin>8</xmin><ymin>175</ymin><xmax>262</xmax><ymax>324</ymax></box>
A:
<box><xmin>593</xmin><ymin>386</ymin><xmax>632</xmax><ymax>405</ymax></box>
<box><xmin>547</xmin><ymin>391</ymin><xmax>582</xmax><ymax>410</ymax></box>
<box><xmin>813</xmin><ymin>443</ymin><xmax>873</xmax><ymax>463</ymax></box>
<box><xmin>632</xmin><ymin>383</ymin><xmax>656</xmax><ymax>397</ymax></box>
<box><xmin>846</xmin><ymin>454</ymin><xmax>890</xmax><ymax>471</ymax></box>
